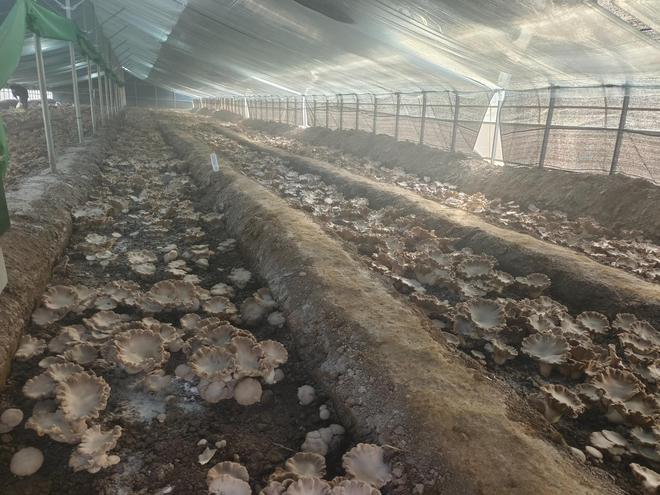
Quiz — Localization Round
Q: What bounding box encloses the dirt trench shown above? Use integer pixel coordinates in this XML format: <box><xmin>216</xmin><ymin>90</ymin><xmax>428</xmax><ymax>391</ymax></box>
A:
<box><xmin>159</xmin><ymin>117</ymin><xmax>625</xmax><ymax>495</ymax></box>
<box><xmin>242</xmin><ymin>120</ymin><xmax>660</xmax><ymax>243</ymax></box>
<box><xmin>195</xmin><ymin>123</ymin><xmax>660</xmax><ymax>327</ymax></box>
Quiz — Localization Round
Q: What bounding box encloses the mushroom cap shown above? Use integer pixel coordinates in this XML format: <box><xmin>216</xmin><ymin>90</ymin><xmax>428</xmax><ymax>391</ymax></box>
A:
<box><xmin>261</xmin><ymin>340</ymin><xmax>289</xmax><ymax>367</ymax></box>
<box><xmin>234</xmin><ymin>377</ymin><xmax>262</xmax><ymax>406</ymax></box>
<box><xmin>10</xmin><ymin>447</ymin><xmax>44</xmax><ymax>477</ymax></box>
<box><xmin>208</xmin><ymin>474</ymin><xmax>252</xmax><ymax>495</ymax></box>
<box><xmin>332</xmin><ymin>480</ymin><xmax>381</xmax><ymax>495</ymax></box>
<box><xmin>55</xmin><ymin>371</ymin><xmax>110</xmax><ymax>422</ymax></box>
<box><xmin>48</xmin><ymin>325</ymin><xmax>84</xmax><ymax>353</ymax></box>
<box><xmin>232</xmin><ymin>336</ymin><xmax>266</xmax><ymax>378</ymax></box>
<box><xmin>84</xmin><ymin>310</ymin><xmax>129</xmax><ymax>332</ymax></box>
<box><xmin>207</xmin><ymin>461</ymin><xmax>250</xmax><ymax>483</ymax></box>
<box><xmin>629</xmin><ymin>321</ymin><xmax>660</xmax><ymax>346</ymax></box>
<box><xmin>203</xmin><ymin>296</ymin><xmax>239</xmax><ymax>317</ymax></box>
<box><xmin>47</xmin><ymin>363</ymin><xmax>85</xmax><ymax>383</ymax></box>
<box><xmin>456</xmin><ymin>256</ymin><xmax>495</xmax><ymax>279</ymax></box>
<box><xmin>0</xmin><ymin>408</ymin><xmax>24</xmax><ymax>433</ymax></box>
<box><xmin>78</xmin><ymin>425</ymin><xmax>122</xmax><ymax>456</ymax></box>
<box><xmin>298</xmin><ymin>385</ymin><xmax>316</xmax><ymax>406</ymax></box>
<box><xmin>25</xmin><ymin>401</ymin><xmax>86</xmax><ymax>444</ymax></box>
<box><xmin>285</xmin><ymin>452</ymin><xmax>327</xmax><ymax>478</ymax></box>
<box><xmin>32</xmin><ymin>306</ymin><xmax>65</xmax><ymax>327</ymax></box>
<box><xmin>630</xmin><ymin>463</ymin><xmax>660</xmax><ymax>494</ymax></box>
<box><xmin>23</xmin><ymin>373</ymin><xmax>56</xmax><ymax>400</ymax></box>
<box><xmin>612</xmin><ymin>313</ymin><xmax>638</xmax><ymax>332</ymax></box>
<box><xmin>146</xmin><ymin>279</ymin><xmax>201</xmax><ymax>311</ymax></box>
<box><xmin>457</xmin><ymin>298</ymin><xmax>505</xmax><ymax>331</ymax></box>
<box><xmin>63</xmin><ymin>343</ymin><xmax>98</xmax><ymax>365</ymax></box>
<box><xmin>590</xmin><ymin>368</ymin><xmax>644</xmax><ymax>403</ymax></box>
<box><xmin>15</xmin><ymin>335</ymin><xmax>47</xmax><ymax>361</ymax></box>
<box><xmin>229</xmin><ymin>268</ymin><xmax>252</xmax><ymax>288</ymax></box>
<box><xmin>342</xmin><ymin>444</ymin><xmax>392</xmax><ymax>489</ymax></box>
<box><xmin>260</xmin><ymin>480</ymin><xmax>294</xmax><ymax>495</ymax></box>
<box><xmin>576</xmin><ymin>312</ymin><xmax>610</xmax><ymax>335</ymax></box>
<box><xmin>114</xmin><ymin>328</ymin><xmax>169</xmax><ymax>374</ymax></box>
<box><xmin>43</xmin><ymin>285</ymin><xmax>80</xmax><ymax>311</ymax></box>
<box><xmin>521</xmin><ymin>333</ymin><xmax>570</xmax><ymax>365</ymax></box>
<box><xmin>286</xmin><ymin>478</ymin><xmax>332</xmax><ymax>495</ymax></box>
<box><xmin>516</xmin><ymin>273</ymin><xmax>551</xmax><ymax>290</ymax></box>
<box><xmin>539</xmin><ymin>384</ymin><xmax>586</xmax><ymax>421</ymax></box>
<box><xmin>190</xmin><ymin>346</ymin><xmax>236</xmax><ymax>381</ymax></box>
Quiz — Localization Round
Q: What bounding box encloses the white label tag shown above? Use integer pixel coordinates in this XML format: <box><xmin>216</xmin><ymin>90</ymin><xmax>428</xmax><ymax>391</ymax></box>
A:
<box><xmin>210</xmin><ymin>153</ymin><xmax>220</xmax><ymax>172</ymax></box>
<box><xmin>0</xmin><ymin>247</ymin><xmax>7</xmax><ymax>294</ymax></box>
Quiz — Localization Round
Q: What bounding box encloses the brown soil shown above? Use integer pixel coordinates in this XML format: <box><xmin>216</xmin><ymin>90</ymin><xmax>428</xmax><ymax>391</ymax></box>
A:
<box><xmin>243</xmin><ymin>120</ymin><xmax>660</xmax><ymax>243</ymax></box>
<box><xmin>195</xmin><ymin>122</ymin><xmax>660</xmax><ymax>327</ymax></box>
<box><xmin>160</xmin><ymin>117</ymin><xmax>625</xmax><ymax>495</ymax></box>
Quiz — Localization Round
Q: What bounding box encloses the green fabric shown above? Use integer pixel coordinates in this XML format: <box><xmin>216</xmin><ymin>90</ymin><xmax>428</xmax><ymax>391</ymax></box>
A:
<box><xmin>0</xmin><ymin>0</ymin><xmax>123</xmax><ymax>235</ymax></box>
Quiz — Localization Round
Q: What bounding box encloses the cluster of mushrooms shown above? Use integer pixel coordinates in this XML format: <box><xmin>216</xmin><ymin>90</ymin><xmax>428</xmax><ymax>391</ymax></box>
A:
<box><xmin>8</xmin><ymin>277</ymin><xmax>288</xmax><ymax>476</ymax></box>
<box><xmin>203</xmin><ymin>443</ymin><xmax>391</xmax><ymax>494</ymax></box>
<box><xmin>238</xmin><ymin>128</ymin><xmax>660</xmax><ymax>283</ymax></box>
<box><xmin>197</xmin><ymin>129</ymin><xmax>660</xmax><ymax>493</ymax></box>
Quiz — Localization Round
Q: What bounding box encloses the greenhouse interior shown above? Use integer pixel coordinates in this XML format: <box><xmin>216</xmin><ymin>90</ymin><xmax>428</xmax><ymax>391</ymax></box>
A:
<box><xmin>0</xmin><ymin>0</ymin><xmax>660</xmax><ymax>494</ymax></box>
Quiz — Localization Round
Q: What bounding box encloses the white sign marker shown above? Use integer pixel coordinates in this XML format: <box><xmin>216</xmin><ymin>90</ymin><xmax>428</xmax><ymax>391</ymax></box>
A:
<box><xmin>210</xmin><ymin>153</ymin><xmax>220</xmax><ymax>172</ymax></box>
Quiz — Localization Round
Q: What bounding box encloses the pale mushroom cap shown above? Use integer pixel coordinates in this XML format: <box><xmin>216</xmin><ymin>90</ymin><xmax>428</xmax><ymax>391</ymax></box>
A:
<box><xmin>234</xmin><ymin>377</ymin><xmax>262</xmax><ymax>406</ymax></box>
<box><xmin>286</xmin><ymin>477</ymin><xmax>332</xmax><ymax>495</ymax></box>
<box><xmin>55</xmin><ymin>371</ymin><xmax>111</xmax><ymax>422</ymax></box>
<box><xmin>43</xmin><ymin>285</ymin><xmax>80</xmax><ymax>311</ymax></box>
<box><xmin>630</xmin><ymin>463</ymin><xmax>660</xmax><ymax>494</ymax></box>
<box><xmin>23</xmin><ymin>373</ymin><xmax>57</xmax><ymax>400</ymax></box>
<box><xmin>25</xmin><ymin>402</ymin><xmax>86</xmax><ymax>444</ymax></box>
<box><xmin>0</xmin><ymin>408</ymin><xmax>24</xmax><ymax>432</ymax></box>
<box><xmin>261</xmin><ymin>340</ymin><xmax>289</xmax><ymax>366</ymax></box>
<box><xmin>208</xmin><ymin>474</ymin><xmax>252</xmax><ymax>495</ymax></box>
<box><xmin>576</xmin><ymin>311</ymin><xmax>610</xmax><ymax>335</ymax></box>
<box><xmin>298</xmin><ymin>385</ymin><xmax>316</xmax><ymax>406</ymax></box>
<box><xmin>10</xmin><ymin>447</ymin><xmax>44</xmax><ymax>477</ymax></box>
<box><xmin>79</xmin><ymin>425</ymin><xmax>122</xmax><ymax>455</ymax></box>
<box><xmin>114</xmin><ymin>328</ymin><xmax>169</xmax><ymax>374</ymax></box>
<box><xmin>456</xmin><ymin>257</ymin><xmax>494</xmax><ymax>278</ymax></box>
<box><xmin>190</xmin><ymin>346</ymin><xmax>236</xmax><ymax>381</ymax></box>
<box><xmin>521</xmin><ymin>333</ymin><xmax>570</xmax><ymax>365</ymax></box>
<box><xmin>203</xmin><ymin>296</ymin><xmax>239</xmax><ymax>316</ymax></box>
<box><xmin>285</xmin><ymin>452</ymin><xmax>327</xmax><ymax>478</ymax></box>
<box><xmin>207</xmin><ymin>461</ymin><xmax>250</xmax><ymax>483</ymax></box>
<box><xmin>332</xmin><ymin>480</ymin><xmax>381</xmax><ymax>495</ymax></box>
<box><xmin>342</xmin><ymin>444</ymin><xmax>391</xmax><ymax>489</ymax></box>
<box><xmin>229</xmin><ymin>268</ymin><xmax>252</xmax><ymax>288</ymax></box>
<box><xmin>63</xmin><ymin>343</ymin><xmax>98</xmax><ymax>365</ymax></box>
<box><xmin>15</xmin><ymin>335</ymin><xmax>47</xmax><ymax>361</ymax></box>
<box><xmin>458</xmin><ymin>298</ymin><xmax>505</xmax><ymax>330</ymax></box>
<box><xmin>232</xmin><ymin>337</ymin><xmax>266</xmax><ymax>377</ymax></box>
<box><xmin>591</xmin><ymin>368</ymin><xmax>643</xmax><ymax>402</ymax></box>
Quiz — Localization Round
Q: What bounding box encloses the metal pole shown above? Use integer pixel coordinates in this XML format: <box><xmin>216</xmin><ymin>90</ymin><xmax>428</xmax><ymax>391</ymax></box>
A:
<box><xmin>372</xmin><ymin>94</ymin><xmax>378</xmax><ymax>134</ymax></box>
<box><xmin>394</xmin><ymin>92</ymin><xmax>401</xmax><ymax>141</ymax></box>
<box><xmin>98</xmin><ymin>68</ymin><xmax>106</xmax><ymax>123</ymax></box>
<box><xmin>312</xmin><ymin>97</ymin><xmax>317</xmax><ymax>127</ymax></box>
<box><xmin>35</xmin><ymin>35</ymin><xmax>57</xmax><ymax>172</ymax></box>
<box><xmin>104</xmin><ymin>73</ymin><xmax>111</xmax><ymax>117</ymax></box>
<box><xmin>293</xmin><ymin>97</ymin><xmax>298</xmax><ymax>126</ymax></box>
<box><xmin>339</xmin><ymin>95</ymin><xmax>344</xmax><ymax>130</ymax></box>
<box><xmin>610</xmin><ymin>85</ymin><xmax>630</xmax><ymax>176</ymax></box>
<box><xmin>325</xmin><ymin>97</ymin><xmax>329</xmax><ymax>128</ymax></box>
<box><xmin>285</xmin><ymin>97</ymin><xmax>290</xmax><ymax>124</ymax></box>
<box><xmin>419</xmin><ymin>91</ymin><xmax>428</xmax><ymax>145</ymax></box>
<box><xmin>538</xmin><ymin>86</ymin><xmax>557</xmax><ymax>169</ymax></box>
<box><xmin>65</xmin><ymin>0</ymin><xmax>83</xmax><ymax>142</ymax></box>
<box><xmin>450</xmin><ymin>92</ymin><xmax>460</xmax><ymax>152</ymax></box>
<box><xmin>490</xmin><ymin>90</ymin><xmax>504</xmax><ymax>166</ymax></box>
<box><xmin>87</xmin><ymin>58</ymin><xmax>96</xmax><ymax>133</ymax></box>
<box><xmin>355</xmin><ymin>94</ymin><xmax>360</xmax><ymax>130</ymax></box>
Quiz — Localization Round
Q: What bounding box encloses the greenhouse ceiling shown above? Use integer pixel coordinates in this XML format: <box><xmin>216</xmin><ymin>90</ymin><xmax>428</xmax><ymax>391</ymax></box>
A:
<box><xmin>3</xmin><ymin>0</ymin><xmax>660</xmax><ymax>96</ymax></box>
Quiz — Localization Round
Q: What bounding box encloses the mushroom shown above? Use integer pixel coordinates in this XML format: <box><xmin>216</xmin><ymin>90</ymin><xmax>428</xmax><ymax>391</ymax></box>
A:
<box><xmin>285</xmin><ymin>452</ymin><xmax>327</xmax><ymax>478</ymax></box>
<box><xmin>234</xmin><ymin>377</ymin><xmax>262</xmax><ymax>406</ymax></box>
<box><xmin>23</xmin><ymin>373</ymin><xmax>57</xmax><ymax>400</ymax></box>
<box><xmin>589</xmin><ymin>430</ymin><xmax>629</xmax><ymax>456</ymax></box>
<box><xmin>456</xmin><ymin>256</ymin><xmax>495</xmax><ymax>279</ymax></box>
<box><xmin>612</xmin><ymin>313</ymin><xmax>638</xmax><ymax>332</ymax></box>
<box><xmin>10</xmin><ymin>447</ymin><xmax>44</xmax><ymax>477</ymax></box>
<box><xmin>261</xmin><ymin>340</ymin><xmax>289</xmax><ymax>367</ymax></box>
<box><xmin>199</xmin><ymin>379</ymin><xmax>235</xmax><ymax>403</ymax></box>
<box><xmin>15</xmin><ymin>335</ymin><xmax>47</xmax><ymax>361</ymax></box>
<box><xmin>69</xmin><ymin>425</ymin><xmax>122</xmax><ymax>473</ymax></box>
<box><xmin>286</xmin><ymin>478</ymin><xmax>332</xmax><ymax>495</ymax></box>
<box><xmin>260</xmin><ymin>480</ymin><xmax>294</xmax><ymax>495</ymax></box>
<box><xmin>302</xmin><ymin>425</ymin><xmax>345</xmax><ymax>456</ymax></box>
<box><xmin>342</xmin><ymin>444</ymin><xmax>392</xmax><ymax>489</ymax></box>
<box><xmin>521</xmin><ymin>333</ymin><xmax>570</xmax><ymax>377</ymax></box>
<box><xmin>48</xmin><ymin>326</ymin><xmax>84</xmax><ymax>353</ymax></box>
<box><xmin>606</xmin><ymin>392</ymin><xmax>660</xmax><ymax>426</ymax></box>
<box><xmin>210</xmin><ymin>282</ymin><xmax>235</xmax><ymax>298</ymax></box>
<box><xmin>42</xmin><ymin>285</ymin><xmax>80</xmax><ymax>312</ymax></box>
<box><xmin>590</xmin><ymin>368</ymin><xmax>644</xmax><ymax>403</ymax></box>
<box><xmin>190</xmin><ymin>346</ymin><xmax>236</xmax><ymax>381</ymax></box>
<box><xmin>208</xmin><ymin>461</ymin><xmax>250</xmax><ymax>483</ymax></box>
<box><xmin>144</xmin><ymin>280</ymin><xmax>201</xmax><ymax>312</ymax></box>
<box><xmin>63</xmin><ymin>343</ymin><xmax>98</xmax><ymax>365</ymax></box>
<box><xmin>229</xmin><ymin>268</ymin><xmax>252</xmax><ymax>288</ymax></box>
<box><xmin>576</xmin><ymin>312</ymin><xmax>610</xmax><ymax>335</ymax></box>
<box><xmin>84</xmin><ymin>310</ymin><xmax>129</xmax><ymax>333</ymax></box>
<box><xmin>203</xmin><ymin>296</ymin><xmax>239</xmax><ymax>318</ymax></box>
<box><xmin>240</xmin><ymin>297</ymin><xmax>268</xmax><ymax>326</ymax></box>
<box><xmin>0</xmin><ymin>408</ymin><xmax>24</xmax><ymax>433</ymax></box>
<box><xmin>484</xmin><ymin>340</ymin><xmax>518</xmax><ymax>365</ymax></box>
<box><xmin>208</xmin><ymin>475</ymin><xmax>252</xmax><ymax>495</ymax></box>
<box><xmin>25</xmin><ymin>401</ymin><xmax>86</xmax><ymax>444</ymax></box>
<box><xmin>32</xmin><ymin>306</ymin><xmax>65</xmax><ymax>327</ymax></box>
<box><xmin>515</xmin><ymin>273</ymin><xmax>551</xmax><ymax>297</ymax></box>
<box><xmin>629</xmin><ymin>321</ymin><xmax>660</xmax><ymax>346</ymax></box>
<box><xmin>46</xmin><ymin>363</ymin><xmax>85</xmax><ymax>383</ymax></box>
<box><xmin>55</xmin><ymin>371</ymin><xmax>110</xmax><ymax>422</ymax></box>
<box><xmin>332</xmin><ymin>480</ymin><xmax>381</xmax><ymax>495</ymax></box>
<box><xmin>537</xmin><ymin>384</ymin><xmax>586</xmax><ymax>423</ymax></box>
<box><xmin>630</xmin><ymin>463</ymin><xmax>660</xmax><ymax>494</ymax></box>
<box><xmin>113</xmin><ymin>328</ymin><xmax>169</xmax><ymax>374</ymax></box>
<box><xmin>232</xmin><ymin>336</ymin><xmax>267</xmax><ymax>378</ymax></box>
<box><xmin>456</xmin><ymin>298</ymin><xmax>505</xmax><ymax>332</ymax></box>
<box><xmin>298</xmin><ymin>385</ymin><xmax>316</xmax><ymax>406</ymax></box>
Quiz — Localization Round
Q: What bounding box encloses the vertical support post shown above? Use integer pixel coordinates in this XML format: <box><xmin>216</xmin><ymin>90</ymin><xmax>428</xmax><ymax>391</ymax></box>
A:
<box><xmin>285</xmin><ymin>97</ymin><xmax>290</xmax><ymax>124</ymax></box>
<box><xmin>450</xmin><ymin>91</ymin><xmax>460</xmax><ymax>152</ymax></box>
<box><xmin>87</xmin><ymin>58</ymin><xmax>96</xmax><ymax>133</ymax></box>
<box><xmin>312</xmin><ymin>97</ymin><xmax>317</xmax><ymax>127</ymax></box>
<box><xmin>35</xmin><ymin>35</ymin><xmax>57</xmax><ymax>172</ymax></box>
<box><xmin>394</xmin><ymin>92</ymin><xmax>401</xmax><ymax>141</ymax></box>
<box><xmin>339</xmin><ymin>95</ymin><xmax>344</xmax><ymax>130</ymax></box>
<box><xmin>490</xmin><ymin>90</ymin><xmax>505</xmax><ymax>166</ymax></box>
<box><xmin>65</xmin><ymin>0</ymin><xmax>83</xmax><ymax>142</ymax></box>
<box><xmin>610</xmin><ymin>85</ymin><xmax>630</xmax><ymax>176</ymax></box>
<box><xmin>419</xmin><ymin>91</ymin><xmax>428</xmax><ymax>145</ymax></box>
<box><xmin>98</xmin><ymin>68</ymin><xmax>106</xmax><ymax>123</ymax></box>
<box><xmin>293</xmin><ymin>96</ymin><xmax>298</xmax><ymax>126</ymax></box>
<box><xmin>538</xmin><ymin>86</ymin><xmax>557</xmax><ymax>169</ymax></box>
<box><xmin>372</xmin><ymin>94</ymin><xmax>378</xmax><ymax>134</ymax></box>
<box><xmin>325</xmin><ymin>97</ymin><xmax>329</xmax><ymax>128</ymax></box>
<box><xmin>355</xmin><ymin>94</ymin><xmax>360</xmax><ymax>130</ymax></box>
<box><xmin>155</xmin><ymin>86</ymin><xmax>158</xmax><ymax>108</ymax></box>
<box><xmin>105</xmin><ymin>73</ymin><xmax>112</xmax><ymax>116</ymax></box>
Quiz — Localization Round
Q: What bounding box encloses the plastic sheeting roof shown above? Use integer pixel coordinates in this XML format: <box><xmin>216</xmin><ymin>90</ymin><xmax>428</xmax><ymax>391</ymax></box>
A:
<box><xmin>91</xmin><ymin>0</ymin><xmax>660</xmax><ymax>97</ymax></box>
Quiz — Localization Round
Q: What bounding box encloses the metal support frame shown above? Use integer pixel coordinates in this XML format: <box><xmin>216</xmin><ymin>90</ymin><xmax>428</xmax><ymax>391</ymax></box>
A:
<box><xmin>610</xmin><ymin>85</ymin><xmax>630</xmax><ymax>176</ymax></box>
<box><xmin>312</xmin><ymin>97</ymin><xmax>317</xmax><ymax>127</ymax></box>
<box><xmin>98</xmin><ymin>68</ymin><xmax>106</xmax><ymax>123</ymax></box>
<box><xmin>490</xmin><ymin>90</ymin><xmax>505</xmax><ymax>166</ymax></box>
<box><xmin>65</xmin><ymin>0</ymin><xmax>83</xmax><ymax>143</ymax></box>
<box><xmin>450</xmin><ymin>91</ymin><xmax>460</xmax><ymax>152</ymax></box>
<box><xmin>538</xmin><ymin>86</ymin><xmax>557</xmax><ymax>169</ymax></box>
<box><xmin>325</xmin><ymin>97</ymin><xmax>329</xmax><ymax>128</ymax></box>
<box><xmin>35</xmin><ymin>35</ymin><xmax>57</xmax><ymax>172</ymax></box>
<box><xmin>293</xmin><ymin>96</ymin><xmax>298</xmax><ymax>126</ymax></box>
<box><xmin>419</xmin><ymin>91</ymin><xmax>428</xmax><ymax>145</ymax></box>
<box><xmin>338</xmin><ymin>94</ymin><xmax>344</xmax><ymax>130</ymax></box>
<box><xmin>394</xmin><ymin>92</ymin><xmax>401</xmax><ymax>141</ymax></box>
<box><xmin>87</xmin><ymin>58</ymin><xmax>96</xmax><ymax>133</ymax></box>
<box><xmin>355</xmin><ymin>94</ymin><xmax>360</xmax><ymax>131</ymax></box>
<box><xmin>285</xmin><ymin>97</ymin><xmax>290</xmax><ymax>124</ymax></box>
<box><xmin>372</xmin><ymin>95</ymin><xmax>377</xmax><ymax>134</ymax></box>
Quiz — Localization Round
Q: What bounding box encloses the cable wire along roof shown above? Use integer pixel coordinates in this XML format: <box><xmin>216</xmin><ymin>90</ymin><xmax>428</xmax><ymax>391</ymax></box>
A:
<box><xmin>91</xmin><ymin>0</ymin><xmax>660</xmax><ymax>96</ymax></box>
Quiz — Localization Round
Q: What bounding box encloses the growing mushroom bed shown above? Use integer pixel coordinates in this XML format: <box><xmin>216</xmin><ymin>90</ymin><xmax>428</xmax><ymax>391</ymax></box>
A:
<box><xmin>217</xmin><ymin>119</ymin><xmax>660</xmax><ymax>284</ymax></box>
<box><xmin>0</xmin><ymin>114</ymin><xmax>405</xmax><ymax>494</ymax></box>
<box><xmin>176</xmin><ymin>115</ymin><xmax>660</xmax><ymax>494</ymax></box>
